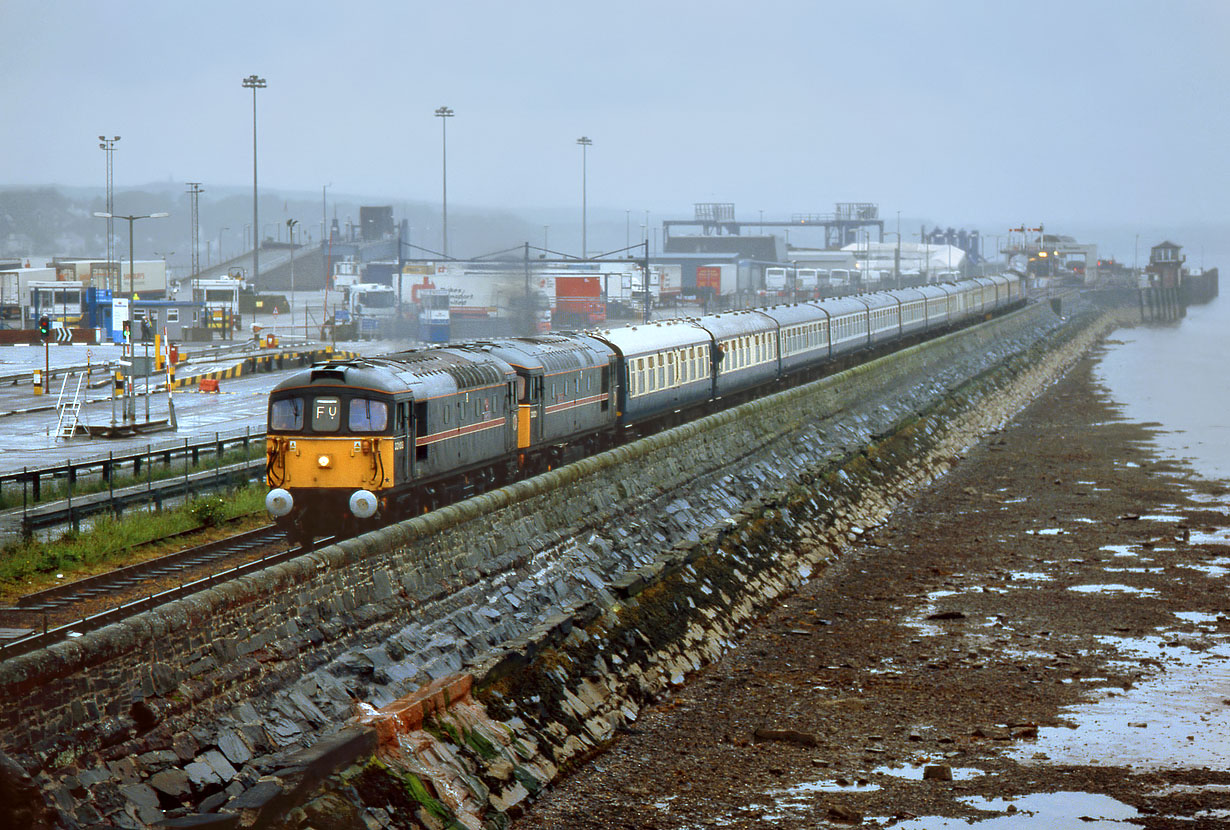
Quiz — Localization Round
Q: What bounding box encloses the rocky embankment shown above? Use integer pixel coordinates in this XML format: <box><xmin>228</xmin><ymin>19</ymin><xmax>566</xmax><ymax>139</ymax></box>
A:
<box><xmin>514</xmin><ymin>346</ymin><xmax>1230</xmax><ymax>828</ymax></box>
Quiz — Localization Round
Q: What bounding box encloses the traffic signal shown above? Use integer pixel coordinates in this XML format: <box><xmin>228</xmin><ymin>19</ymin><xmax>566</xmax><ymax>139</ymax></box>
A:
<box><xmin>38</xmin><ymin>315</ymin><xmax>49</xmax><ymax>340</ymax></box>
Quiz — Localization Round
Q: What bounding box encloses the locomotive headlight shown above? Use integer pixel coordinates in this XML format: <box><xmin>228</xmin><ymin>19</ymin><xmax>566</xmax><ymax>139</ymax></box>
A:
<box><xmin>265</xmin><ymin>488</ymin><xmax>294</xmax><ymax>518</ymax></box>
<box><xmin>349</xmin><ymin>489</ymin><xmax>378</xmax><ymax>519</ymax></box>
<box><xmin>317</xmin><ymin>455</ymin><xmax>331</xmax><ymax>468</ymax></box>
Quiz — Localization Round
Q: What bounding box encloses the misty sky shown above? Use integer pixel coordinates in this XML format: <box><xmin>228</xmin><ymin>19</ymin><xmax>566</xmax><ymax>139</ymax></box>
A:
<box><xmin>5</xmin><ymin>0</ymin><xmax>1230</xmax><ymax>234</ymax></box>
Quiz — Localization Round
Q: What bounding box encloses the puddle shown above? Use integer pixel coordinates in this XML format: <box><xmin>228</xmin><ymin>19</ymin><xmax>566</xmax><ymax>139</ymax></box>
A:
<box><xmin>1028</xmin><ymin>528</ymin><xmax>1065</xmax><ymax>536</ymax></box>
<box><xmin>1183</xmin><ymin>492</ymin><xmax>1230</xmax><ymax>509</ymax></box>
<box><xmin>1179</xmin><ymin>561</ymin><xmax>1230</xmax><ymax>578</ymax></box>
<box><xmin>1012</xmin><ymin>634</ymin><xmax>1230</xmax><ymax>770</ymax></box>
<box><xmin>1188</xmin><ymin>528</ymin><xmax>1230</xmax><ymax>545</ymax></box>
<box><xmin>1068</xmin><ymin>584</ymin><xmax>1159</xmax><ymax>597</ymax></box>
<box><xmin>759</xmin><ymin>777</ymin><xmax>880</xmax><ymax>819</ymax></box>
<box><xmin>1099</xmin><ymin>544</ymin><xmax>1137</xmax><ymax>557</ymax></box>
<box><xmin>1137</xmin><ymin>514</ymin><xmax>1184</xmax><ymax>522</ymax></box>
<box><xmin>1007</xmin><ymin>572</ymin><xmax>1050</xmax><ymax>582</ymax></box>
<box><xmin>892</xmin><ymin>792</ymin><xmax>1141</xmax><ymax>828</ymax></box>
<box><xmin>1174</xmin><ymin>611</ymin><xmax>1223</xmax><ymax>627</ymax></box>
<box><xmin>874</xmin><ymin>764</ymin><xmax>983</xmax><ymax>781</ymax></box>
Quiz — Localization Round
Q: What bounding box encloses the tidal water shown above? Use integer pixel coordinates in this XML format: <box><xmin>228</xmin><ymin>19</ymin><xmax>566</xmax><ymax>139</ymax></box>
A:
<box><xmin>1095</xmin><ymin>294</ymin><xmax>1230</xmax><ymax>480</ymax></box>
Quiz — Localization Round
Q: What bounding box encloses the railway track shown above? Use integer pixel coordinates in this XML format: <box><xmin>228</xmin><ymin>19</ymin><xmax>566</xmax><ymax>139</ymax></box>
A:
<box><xmin>0</xmin><ymin>526</ymin><xmax>335</xmax><ymax>659</ymax></box>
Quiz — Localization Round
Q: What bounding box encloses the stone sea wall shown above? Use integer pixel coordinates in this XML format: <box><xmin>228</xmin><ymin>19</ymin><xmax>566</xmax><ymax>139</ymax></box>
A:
<box><xmin>0</xmin><ymin>298</ymin><xmax>1119</xmax><ymax>828</ymax></box>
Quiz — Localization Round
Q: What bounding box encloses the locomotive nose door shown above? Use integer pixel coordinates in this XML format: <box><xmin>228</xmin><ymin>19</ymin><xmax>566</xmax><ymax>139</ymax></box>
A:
<box><xmin>395</xmin><ymin>400</ymin><xmax>411</xmax><ymax>483</ymax></box>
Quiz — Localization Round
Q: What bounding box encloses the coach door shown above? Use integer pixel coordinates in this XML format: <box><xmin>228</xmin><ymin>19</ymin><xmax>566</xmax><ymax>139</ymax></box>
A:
<box><xmin>394</xmin><ymin>401</ymin><xmax>411</xmax><ymax>483</ymax></box>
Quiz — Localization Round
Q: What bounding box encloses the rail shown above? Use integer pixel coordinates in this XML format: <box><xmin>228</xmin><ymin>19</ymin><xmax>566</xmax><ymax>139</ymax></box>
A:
<box><xmin>0</xmin><ymin>536</ymin><xmax>329</xmax><ymax>659</ymax></box>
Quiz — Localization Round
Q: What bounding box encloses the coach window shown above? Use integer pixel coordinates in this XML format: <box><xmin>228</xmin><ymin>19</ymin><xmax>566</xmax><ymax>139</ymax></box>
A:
<box><xmin>270</xmin><ymin>398</ymin><xmax>304</xmax><ymax>431</ymax></box>
<box><xmin>350</xmin><ymin>398</ymin><xmax>388</xmax><ymax>432</ymax></box>
<box><xmin>312</xmin><ymin>397</ymin><xmax>341</xmax><ymax>432</ymax></box>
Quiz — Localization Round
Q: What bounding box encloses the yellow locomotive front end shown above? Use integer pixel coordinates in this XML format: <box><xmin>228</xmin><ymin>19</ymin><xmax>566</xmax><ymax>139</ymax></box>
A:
<box><xmin>265</xmin><ymin>389</ymin><xmax>401</xmax><ymax>542</ymax></box>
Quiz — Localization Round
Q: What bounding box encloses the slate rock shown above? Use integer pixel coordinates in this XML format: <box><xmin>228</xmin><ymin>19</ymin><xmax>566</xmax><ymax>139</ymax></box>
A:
<box><xmin>148</xmin><ymin>769</ymin><xmax>192</xmax><ymax>798</ymax></box>
<box><xmin>199</xmin><ymin>750</ymin><xmax>237</xmax><ymax>782</ymax></box>
<box><xmin>121</xmin><ymin>783</ymin><xmax>162</xmax><ymax>810</ymax></box>
<box><xmin>217</xmin><ymin>729</ymin><xmax>252</xmax><ymax>766</ymax></box>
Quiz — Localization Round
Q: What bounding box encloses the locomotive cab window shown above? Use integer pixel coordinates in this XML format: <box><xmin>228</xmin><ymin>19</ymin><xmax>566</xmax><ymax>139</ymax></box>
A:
<box><xmin>312</xmin><ymin>397</ymin><xmax>341</xmax><ymax>432</ymax></box>
<box><xmin>270</xmin><ymin>397</ymin><xmax>304</xmax><ymax>431</ymax></box>
<box><xmin>349</xmin><ymin>398</ymin><xmax>388</xmax><ymax>432</ymax></box>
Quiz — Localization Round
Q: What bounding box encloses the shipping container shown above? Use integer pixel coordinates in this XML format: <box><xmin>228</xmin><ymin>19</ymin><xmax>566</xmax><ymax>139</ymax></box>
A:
<box><xmin>696</xmin><ymin>263</ymin><xmax>738</xmax><ymax>297</ymax></box>
<box><xmin>555</xmin><ymin>275</ymin><xmax>605</xmax><ymax>327</ymax></box>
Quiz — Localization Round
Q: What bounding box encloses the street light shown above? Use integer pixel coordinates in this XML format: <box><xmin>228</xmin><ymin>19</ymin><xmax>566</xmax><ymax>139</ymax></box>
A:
<box><xmin>287</xmin><ymin>218</ymin><xmax>298</xmax><ymax>328</ymax></box>
<box><xmin>884</xmin><ymin>231</ymin><xmax>901</xmax><ymax>287</ymax></box>
<box><xmin>99</xmin><ymin>136</ymin><xmax>120</xmax><ymax>291</ymax></box>
<box><xmin>217</xmin><ymin>227</ymin><xmax>229</xmax><ymax>265</ymax></box>
<box><xmin>93</xmin><ymin>212</ymin><xmax>169</xmax><ymax>296</ymax></box>
<box><xmin>577</xmin><ymin>136</ymin><xmax>592</xmax><ymax>258</ymax></box>
<box><xmin>435</xmin><ymin>106</ymin><xmax>454</xmax><ymax>257</ymax></box>
<box><xmin>242</xmin><ymin>74</ymin><xmax>266</xmax><ymax>286</ymax></box>
<box><xmin>321</xmin><ymin>183</ymin><xmax>332</xmax><ymax>245</ymax></box>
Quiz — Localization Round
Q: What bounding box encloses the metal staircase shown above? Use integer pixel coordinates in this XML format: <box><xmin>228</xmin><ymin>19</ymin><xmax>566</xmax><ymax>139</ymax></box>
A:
<box><xmin>54</xmin><ymin>372</ymin><xmax>84</xmax><ymax>440</ymax></box>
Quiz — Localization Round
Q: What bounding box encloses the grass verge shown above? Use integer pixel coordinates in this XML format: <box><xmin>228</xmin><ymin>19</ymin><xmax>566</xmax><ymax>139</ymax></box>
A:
<box><xmin>0</xmin><ymin>484</ymin><xmax>268</xmax><ymax>604</ymax></box>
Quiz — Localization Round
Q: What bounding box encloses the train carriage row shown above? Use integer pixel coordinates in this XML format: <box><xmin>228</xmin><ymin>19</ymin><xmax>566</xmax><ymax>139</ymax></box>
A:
<box><xmin>265</xmin><ymin>275</ymin><xmax>1022</xmax><ymax>541</ymax></box>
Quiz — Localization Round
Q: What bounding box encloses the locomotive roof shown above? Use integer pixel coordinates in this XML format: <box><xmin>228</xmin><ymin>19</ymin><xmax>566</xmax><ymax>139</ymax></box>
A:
<box><xmin>270</xmin><ymin>347</ymin><xmax>513</xmax><ymax>398</ymax></box>
<box><xmin>455</xmin><ymin>334</ymin><xmax>614</xmax><ymax>374</ymax></box>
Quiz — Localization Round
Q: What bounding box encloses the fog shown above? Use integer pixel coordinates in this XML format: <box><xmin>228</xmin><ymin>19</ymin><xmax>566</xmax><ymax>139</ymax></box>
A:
<box><xmin>4</xmin><ymin>0</ymin><xmax>1229</xmax><ymax>263</ymax></box>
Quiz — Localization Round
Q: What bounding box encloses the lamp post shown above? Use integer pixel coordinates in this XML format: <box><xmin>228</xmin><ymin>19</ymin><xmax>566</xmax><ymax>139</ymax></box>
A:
<box><xmin>242</xmin><ymin>74</ymin><xmax>266</xmax><ymax>286</ymax></box>
<box><xmin>884</xmin><ymin>231</ymin><xmax>901</xmax><ymax>287</ymax></box>
<box><xmin>577</xmin><ymin>136</ymin><xmax>592</xmax><ymax>258</ymax></box>
<box><xmin>287</xmin><ymin>218</ymin><xmax>298</xmax><ymax>329</ymax></box>
<box><xmin>94</xmin><ymin>210</ymin><xmax>167</xmax><ymax>423</ymax></box>
<box><xmin>543</xmin><ymin>225</ymin><xmax>549</xmax><ymax>251</ymax></box>
<box><xmin>322</xmin><ymin>183</ymin><xmax>331</xmax><ymax>246</ymax></box>
<box><xmin>217</xmin><ymin>227</ymin><xmax>229</xmax><ymax>265</ymax></box>
<box><xmin>93</xmin><ymin>212</ymin><xmax>169</xmax><ymax>296</ymax></box>
<box><xmin>98</xmin><ymin>136</ymin><xmax>120</xmax><ymax>292</ymax></box>
<box><xmin>435</xmin><ymin>107</ymin><xmax>454</xmax><ymax>257</ymax></box>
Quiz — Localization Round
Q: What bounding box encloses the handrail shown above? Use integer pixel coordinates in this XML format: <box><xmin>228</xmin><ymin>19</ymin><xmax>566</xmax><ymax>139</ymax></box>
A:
<box><xmin>0</xmin><ymin>428</ymin><xmax>266</xmax><ymax>487</ymax></box>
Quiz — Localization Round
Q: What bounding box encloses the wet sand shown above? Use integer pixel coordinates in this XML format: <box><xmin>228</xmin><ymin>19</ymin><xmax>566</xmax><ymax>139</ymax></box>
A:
<box><xmin>513</xmin><ymin>345</ymin><xmax>1230</xmax><ymax>829</ymax></box>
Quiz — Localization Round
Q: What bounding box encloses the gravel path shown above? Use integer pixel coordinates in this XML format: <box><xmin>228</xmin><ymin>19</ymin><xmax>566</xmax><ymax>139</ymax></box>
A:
<box><xmin>513</xmin><ymin>346</ymin><xmax>1230</xmax><ymax>829</ymax></box>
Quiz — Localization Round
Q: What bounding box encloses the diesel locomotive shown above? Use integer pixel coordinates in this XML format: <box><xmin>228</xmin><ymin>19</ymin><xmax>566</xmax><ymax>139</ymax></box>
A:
<box><xmin>264</xmin><ymin>275</ymin><xmax>1023</xmax><ymax>542</ymax></box>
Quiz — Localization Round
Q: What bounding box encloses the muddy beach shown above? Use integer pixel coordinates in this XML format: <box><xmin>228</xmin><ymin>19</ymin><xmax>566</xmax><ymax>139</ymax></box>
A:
<box><xmin>513</xmin><ymin>346</ymin><xmax>1230</xmax><ymax>829</ymax></box>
